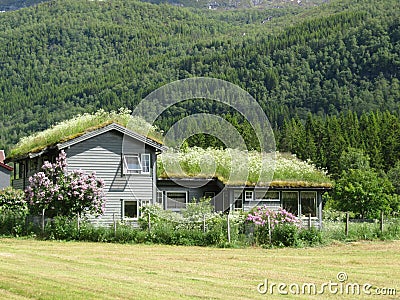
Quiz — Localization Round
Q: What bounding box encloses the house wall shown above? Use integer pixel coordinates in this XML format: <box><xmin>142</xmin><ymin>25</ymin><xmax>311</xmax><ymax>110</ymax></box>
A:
<box><xmin>0</xmin><ymin>167</ymin><xmax>11</xmax><ymax>189</ymax></box>
<box><xmin>65</xmin><ymin>130</ymin><xmax>156</xmax><ymax>226</ymax></box>
<box><xmin>157</xmin><ymin>179</ymin><xmax>222</xmax><ymax>210</ymax></box>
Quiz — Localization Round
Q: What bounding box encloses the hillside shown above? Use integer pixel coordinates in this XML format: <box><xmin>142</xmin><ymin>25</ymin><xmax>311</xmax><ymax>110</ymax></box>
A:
<box><xmin>0</xmin><ymin>0</ymin><xmax>399</xmax><ymax>174</ymax></box>
<box><xmin>0</xmin><ymin>0</ymin><xmax>325</xmax><ymax>11</ymax></box>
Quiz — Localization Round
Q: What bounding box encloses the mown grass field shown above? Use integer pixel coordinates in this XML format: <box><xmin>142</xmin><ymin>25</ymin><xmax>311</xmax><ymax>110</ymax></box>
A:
<box><xmin>0</xmin><ymin>239</ymin><xmax>399</xmax><ymax>299</ymax></box>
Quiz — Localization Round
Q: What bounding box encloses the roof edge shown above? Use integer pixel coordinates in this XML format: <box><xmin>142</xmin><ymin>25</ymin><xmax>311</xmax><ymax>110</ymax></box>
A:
<box><xmin>0</xmin><ymin>162</ymin><xmax>13</xmax><ymax>171</ymax></box>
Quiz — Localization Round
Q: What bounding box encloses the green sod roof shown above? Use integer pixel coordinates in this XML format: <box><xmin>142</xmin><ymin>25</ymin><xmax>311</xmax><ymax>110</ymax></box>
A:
<box><xmin>8</xmin><ymin>108</ymin><xmax>163</xmax><ymax>160</ymax></box>
<box><xmin>157</xmin><ymin>147</ymin><xmax>333</xmax><ymax>188</ymax></box>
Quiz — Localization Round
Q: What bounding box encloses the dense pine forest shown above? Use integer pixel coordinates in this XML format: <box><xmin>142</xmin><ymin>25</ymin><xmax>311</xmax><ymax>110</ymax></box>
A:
<box><xmin>0</xmin><ymin>0</ymin><xmax>399</xmax><ymax>180</ymax></box>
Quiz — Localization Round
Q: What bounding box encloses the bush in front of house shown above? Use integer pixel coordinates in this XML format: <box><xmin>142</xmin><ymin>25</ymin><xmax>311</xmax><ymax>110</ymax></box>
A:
<box><xmin>139</xmin><ymin>203</ymin><xmax>243</xmax><ymax>247</ymax></box>
<box><xmin>0</xmin><ymin>187</ymin><xmax>29</xmax><ymax>236</ymax></box>
<box><xmin>246</xmin><ymin>205</ymin><xmax>325</xmax><ymax>247</ymax></box>
<box><xmin>25</xmin><ymin>150</ymin><xmax>106</xmax><ymax>219</ymax></box>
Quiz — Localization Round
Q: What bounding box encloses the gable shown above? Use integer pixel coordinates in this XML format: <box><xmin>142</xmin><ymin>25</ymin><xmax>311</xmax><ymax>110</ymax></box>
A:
<box><xmin>58</xmin><ymin>123</ymin><xmax>164</xmax><ymax>152</ymax></box>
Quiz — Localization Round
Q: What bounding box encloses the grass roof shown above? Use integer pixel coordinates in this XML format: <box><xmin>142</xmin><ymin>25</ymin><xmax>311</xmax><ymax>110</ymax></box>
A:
<box><xmin>157</xmin><ymin>147</ymin><xmax>333</xmax><ymax>188</ymax></box>
<box><xmin>8</xmin><ymin>108</ymin><xmax>163</xmax><ymax>159</ymax></box>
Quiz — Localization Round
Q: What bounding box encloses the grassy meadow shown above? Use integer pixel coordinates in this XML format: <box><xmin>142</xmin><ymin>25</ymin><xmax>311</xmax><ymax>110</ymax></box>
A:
<box><xmin>0</xmin><ymin>239</ymin><xmax>398</xmax><ymax>299</ymax></box>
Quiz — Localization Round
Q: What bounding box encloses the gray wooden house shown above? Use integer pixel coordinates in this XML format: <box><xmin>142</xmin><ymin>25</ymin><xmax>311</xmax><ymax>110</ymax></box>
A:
<box><xmin>0</xmin><ymin>150</ymin><xmax>13</xmax><ymax>189</ymax></box>
<box><xmin>8</xmin><ymin>123</ymin><xmax>164</xmax><ymax>225</ymax></box>
<box><xmin>7</xmin><ymin>122</ymin><xmax>331</xmax><ymax>227</ymax></box>
<box><xmin>157</xmin><ymin>178</ymin><xmax>329</xmax><ymax>227</ymax></box>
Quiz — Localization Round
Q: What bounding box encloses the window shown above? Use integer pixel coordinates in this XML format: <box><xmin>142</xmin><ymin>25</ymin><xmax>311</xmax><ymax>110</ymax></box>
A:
<box><xmin>245</xmin><ymin>191</ymin><xmax>254</xmax><ymax>201</ymax></box>
<box><xmin>123</xmin><ymin>200</ymin><xmax>139</xmax><ymax>219</ymax></box>
<box><xmin>282</xmin><ymin>191</ymin><xmax>298</xmax><ymax>216</ymax></box>
<box><xmin>234</xmin><ymin>190</ymin><xmax>243</xmax><ymax>210</ymax></box>
<box><xmin>123</xmin><ymin>154</ymin><xmax>141</xmax><ymax>174</ymax></box>
<box><xmin>255</xmin><ymin>190</ymin><xmax>280</xmax><ymax>201</ymax></box>
<box><xmin>301</xmin><ymin>191</ymin><xmax>317</xmax><ymax>217</ymax></box>
<box><xmin>156</xmin><ymin>190</ymin><xmax>163</xmax><ymax>206</ymax></box>
<box><xmin>166</xmin><ymin>191</ymin><xmax>187</xmax><ymax>211</ymax></box>
<box><xmin>141</xmin><ymin>153</ymin><xmax>150</xmax><ymax>173</ymax></box>
<box><xmin>122</xmin><ymin>154</ymin><xmax>151</xmax><ymax>174</ymax></box>
<box><xmin>14</xmin><ymin>163</ymin><xmax>20</xmax><ymax>179</ymax></box>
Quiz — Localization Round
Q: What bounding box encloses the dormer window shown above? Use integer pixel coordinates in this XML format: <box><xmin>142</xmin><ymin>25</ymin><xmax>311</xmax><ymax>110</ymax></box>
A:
<box><xmin>122</xmin><ymin>153</ymin><xmax>151</xmax><ymax>174</ymax></box>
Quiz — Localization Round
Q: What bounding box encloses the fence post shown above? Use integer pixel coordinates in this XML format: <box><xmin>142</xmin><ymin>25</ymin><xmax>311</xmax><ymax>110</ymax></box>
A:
<box><xmin>113</xmin><ymin>213</ymin><xmax>117</xmax><ymax>238</ymax></box>
<box><xmin>380</xmin><ymin>210</ymin><xmax>384</xmax><ymax>234</ymax></box>
<box><xmin>308</xmin><ymin>213</ymin><xmax>312</xmax><ymax>229</ymax></box>
<box><xmin>345</xmin><ymin>212</ymin><xmax>349</xmax><ymax>236</ymax></box>
<box><xmin>267</xmin><ymin>214</ymin><xmax>272</xmax><ymax>244</ymax></box>
<box><xmin>41</xmin><ymin>209</ymin><xmax>45</xmax><ymax>234</ymax></box>
<box><xmin>227</xmin><ymin>213</ymin><xmax>231</xmax><ymax>243</ymax></box>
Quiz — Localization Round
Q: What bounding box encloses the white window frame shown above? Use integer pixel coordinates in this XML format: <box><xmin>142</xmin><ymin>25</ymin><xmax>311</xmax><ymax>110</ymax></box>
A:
<box><xmin>165</xmin><ymin>191</ymin><xmax>188</xmax><ymax>211</ymax></box>
<box><xmin>141</xmin><ymin>153</ymin><xmax>151</xmax><ymax>174</ymax></box>
<box><xmin>122</xmin><ymin>200</ymin><xmax>139</xmax><ymax>220</ymax></box>
<box><xmin>282</xmin><ymin>191</ymin><xmax>299</xmax><ymax>217</ymax></box>
<box><xmin>123</xmin><ymin>154</ymin><xmax>142</xmax><ymax>174</ymax></box>
<box><xmin>245</xmin><ymin>191</ymin><xmax>254</xmax><ymax>202</ymax></box>
<box><xmin>255</xmin><ymin>190</ymin><xmax>280</xmax><ymax>201</ymax></box>
<box><xmin>156</xmin><ymin>190</ymin><xmax>164</xmax><ymax>207</ymax></box>
<box><xmin>300</xmin><ymin>191</ymin><xmax>317</xmax><ymax>218</ymax></box>
<box><xmin>233</xmin><ymin>190</ymin><xmax>243</xmax><ymax>210</ymax></box>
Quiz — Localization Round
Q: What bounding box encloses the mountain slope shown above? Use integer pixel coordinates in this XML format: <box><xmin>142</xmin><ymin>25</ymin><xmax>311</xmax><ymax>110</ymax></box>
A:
<box><xmin>0</xmin><ymin>0</ymin><xmax>399</xmax><ymax>153</ymax></box>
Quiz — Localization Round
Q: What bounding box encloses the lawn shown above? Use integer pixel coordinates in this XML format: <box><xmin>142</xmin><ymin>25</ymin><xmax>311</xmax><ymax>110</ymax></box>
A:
<box><xmin>0</xmin><ymin>239</ymin><xmax>398</xmax><ymax>299</ymax></box>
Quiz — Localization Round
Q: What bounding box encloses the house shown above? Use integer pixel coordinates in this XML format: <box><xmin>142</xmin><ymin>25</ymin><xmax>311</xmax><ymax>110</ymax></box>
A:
<box><xmin>157</xmin><ymin>178</ymin><xmax>328</xmax><ymax>228</ymax></box>
<box><xmin>156</xmin><ymin>148</ymin><xmax>332</xmax><ymax>227</ymax></box>
<box><xmin>7</xmin><ymin>120</ymin><xmax>332</xmax><ymax>227</ymax></box>
<box><xmin>7</xmin><ymin>123</ymin><xmax>164</xmax><ymax>225</ymax></box>
<box><xmin>0</xmin><ymin>150</ymin><xmax>13</xmax><ymax>189</ymax></box>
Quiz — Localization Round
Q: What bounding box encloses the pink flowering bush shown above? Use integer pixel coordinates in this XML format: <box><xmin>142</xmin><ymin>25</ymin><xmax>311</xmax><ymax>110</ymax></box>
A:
<box><xmin>246</xmin><ymin>206</ymin><xmax>300</xmax><ymax>228</ymax></box>
<box><xmin>246</xmin><ymin>205</ymin><xmax>300</xmax><ymax>246</ymax></box>
<box><xmin>25</xmin><ymin>150</ymin><xmax>106</xmax><ymax>217</ymax></box>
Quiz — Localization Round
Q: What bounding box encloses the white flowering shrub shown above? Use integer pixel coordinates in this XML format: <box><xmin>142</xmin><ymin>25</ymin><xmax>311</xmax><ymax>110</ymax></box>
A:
<box><xmin>0</xmin><ymin>187</ymin><xmax>26</xmax><ymax>212</ymax></box>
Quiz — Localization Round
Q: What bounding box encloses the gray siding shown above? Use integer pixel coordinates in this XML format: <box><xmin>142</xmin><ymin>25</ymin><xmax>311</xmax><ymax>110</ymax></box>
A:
<box><xmin>157</xmin><ymin>179</ymin><xmax>223</xmax><ymax>211</ymax></box>
<box><xmin>0</xmin><ymin>168</ymin><xmax>11</xmax><ymax>189</ymax></box>
<box><xmin>65</xmin><ymin>130</ymin><xmax>156</xmax><ymax>226</ymax></box>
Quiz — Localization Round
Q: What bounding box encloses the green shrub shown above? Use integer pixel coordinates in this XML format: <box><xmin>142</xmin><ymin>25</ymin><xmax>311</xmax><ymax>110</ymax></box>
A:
<box><xmin>271</xmin><ymin>224</ymin><xmax>299</xmax><ymax>247</ymax></box>
<box><xmin>299</xmin><ymin>227</ymin><xmax>324</xmax><ymax>246</ymax></box>
<box><xmin>0</xmin><ymin>210</ymin><xmax>28</xmax><ymax>236</ymax></box>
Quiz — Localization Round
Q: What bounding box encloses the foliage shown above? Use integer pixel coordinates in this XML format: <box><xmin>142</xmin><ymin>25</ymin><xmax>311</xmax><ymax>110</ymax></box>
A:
<box><xmin>338</xmin><ymin>147</ymin><xmax>370</xmax><ymax>173</ymax></box>
<box><xmin>25</xmin><ymin>150</ymin><xmax>106</xmax><ymax>218</ymax></box>
<box><xmin>322</xmin><ymin>218</ymin><xmax>400</xmax><ymax>242</ymax></box>
<box><xmin>388</xmin><ymin>161</ymin><xmax>400</xmax><ymax>195</ymax></box>
<box><xmin>246</xmin><ymin>206</ymin><xmax>299</xmax><ymax>228</ymax></box>
<box><xmin>158</xmin><ymin>147</ymin><xmax>332</xmax><ymax>187</ymax></box>
<box><xmin>271</xmin><ymin>223</ymin><xmax>300</xmax><ymax>247</ymax></box>
<box><xmin>298</xmin><ymin>227</ymin><xmax>324</xmax><ymax>246</ymax></box>
<box><xmin>0</xmin><ymin>0</ymin><xmax>399</xmax><ymax>173</ymax></box>
<box><xmin>139</xmin><ymin>203</ymin><xmax>243</xmax><ymax>246</ymax></box>
<box><xmin>245</xmin><ymin>206</ymin><xmax>302</xmax><ymax>246</ymax></box>
<box><xmin>0</xmin><ymin>187</ymin><xmax>26</xmax><ymax>212</ymax></box>
<box><xmin>331</xmin><ymin>169</ymin><xmax>397</xmax><ymax>219</ymax></box>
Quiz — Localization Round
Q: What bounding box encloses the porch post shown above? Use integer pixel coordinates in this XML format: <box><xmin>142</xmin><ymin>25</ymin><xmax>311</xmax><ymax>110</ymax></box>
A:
<box><xmin>318</xmin><ymin>191</ymin><xmax>323</xmax><ymax>229</ymax></box>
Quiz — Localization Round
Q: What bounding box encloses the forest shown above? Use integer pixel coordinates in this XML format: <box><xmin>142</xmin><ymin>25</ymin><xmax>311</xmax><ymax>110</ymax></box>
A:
<box><xmin>0</xmin><ymin>0</ymin><xmax>399</xmax><ymax>181</ymax></box>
